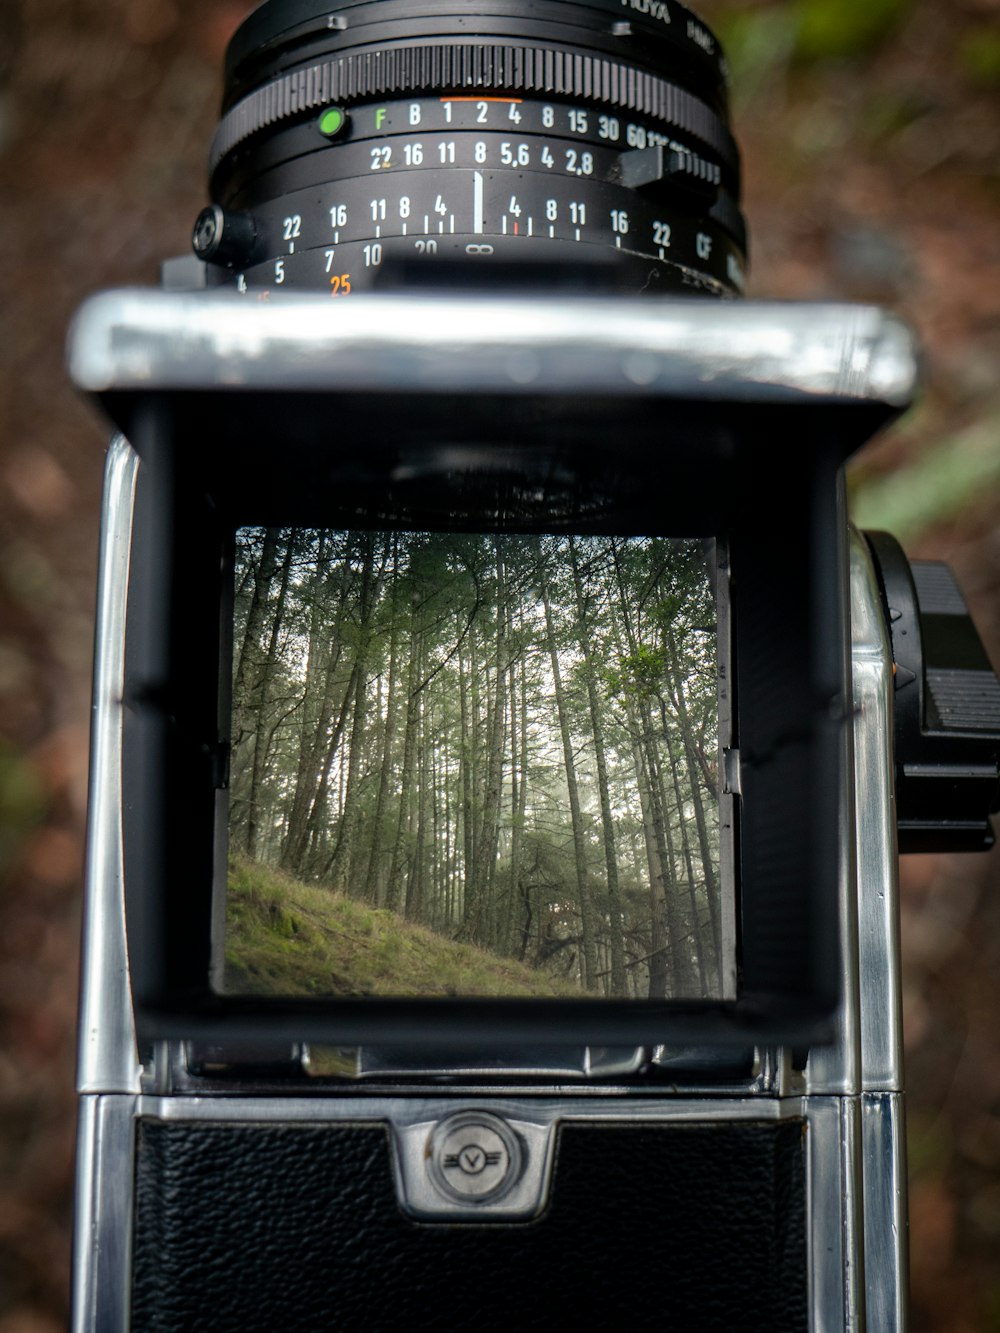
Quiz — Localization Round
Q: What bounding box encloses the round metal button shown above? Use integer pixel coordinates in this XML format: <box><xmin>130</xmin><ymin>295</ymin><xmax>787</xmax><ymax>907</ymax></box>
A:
<box><xmin>428</xmin><ymin>1111</ymin><xmax>522</xmax><ymax>1204</ymax></box>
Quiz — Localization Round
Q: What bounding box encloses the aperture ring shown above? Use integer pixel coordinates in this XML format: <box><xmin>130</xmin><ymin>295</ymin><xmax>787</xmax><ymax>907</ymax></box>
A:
<box><xmin>209</xmin><ymin>42</ymin><xmax>738</xmax><ymax>177</ymax></box>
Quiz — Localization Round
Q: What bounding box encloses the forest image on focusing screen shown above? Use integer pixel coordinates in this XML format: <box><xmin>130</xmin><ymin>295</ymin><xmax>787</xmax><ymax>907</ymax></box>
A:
<box><xmin>224</xmin><ymin>530</ymin><xmax>725</xmax><ymax>1001</ymax></box>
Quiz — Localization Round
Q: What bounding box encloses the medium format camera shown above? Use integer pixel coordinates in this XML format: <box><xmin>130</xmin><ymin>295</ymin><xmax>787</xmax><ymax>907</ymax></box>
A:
<box><xmin>69</xmin><ymin>2</ymin><xmax>1000</xmax><ymax>1329</ymax></box>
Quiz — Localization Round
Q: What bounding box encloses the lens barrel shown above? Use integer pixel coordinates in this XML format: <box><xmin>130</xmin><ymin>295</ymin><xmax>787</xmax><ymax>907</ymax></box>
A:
<box><xmin>199</xmin><ymin>0</ymin><xmax>746</xmax><ymax>296</ymax></box>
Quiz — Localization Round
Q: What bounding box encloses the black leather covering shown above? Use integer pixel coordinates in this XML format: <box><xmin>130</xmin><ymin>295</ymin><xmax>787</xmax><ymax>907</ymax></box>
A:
<box><xmin>132</xmin><ymin>1116</ymin><xmax>807</xmax><ymax>1331</ymax></box>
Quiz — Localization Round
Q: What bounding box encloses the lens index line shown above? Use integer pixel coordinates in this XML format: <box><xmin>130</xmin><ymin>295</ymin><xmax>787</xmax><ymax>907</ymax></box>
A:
<box><xmin>473</xmin><ymin>172</ymin><xmax>484</xmax><ymax>234</ymax></box>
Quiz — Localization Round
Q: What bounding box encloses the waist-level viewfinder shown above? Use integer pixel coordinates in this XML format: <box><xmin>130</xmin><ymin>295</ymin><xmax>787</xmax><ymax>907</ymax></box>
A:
<box><xmin>73</xmin><ymin>288</ymin><xmax>932</xmax><ymax>1050</ymax></box>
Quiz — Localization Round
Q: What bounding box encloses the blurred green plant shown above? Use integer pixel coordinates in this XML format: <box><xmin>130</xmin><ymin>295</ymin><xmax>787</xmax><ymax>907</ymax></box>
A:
<box><xmin>957</xmin><ymin>24</ymin><xmax>1000</xmax><ymax>90</ymax></box>
<box><xmin>709</xmin><ymin>0</ymin><xmax>914</xmax><ymax>94</ymax></box>
<box><xmin>982</xmin><ymin>1281</ymin><xmax>1000</xmax><ymax>1333</ymax></box>
<box><xmin>859</xmin><ymin>89</ymin><xmax>932</xmax><ymax>146</ymax></box>
<box><xmin>792</xmin><ymin>0</ymin><xmax>912</xmax><ymax>61</ymax></box>
<box><xmin>710</xmin><ymin>7</ymin><xmax>797</xmax><ymax>96</ymax></box>
<box><xmin>0</xmin><ymin>738</ymin><xmax>46</xmax><ymax>882</ymax></box>
<box><xmin>906</xmin><ymin>1108</ymin><xmax>953</xmax><ymax>1179</ymax></box>
<box><xmin>850</xmin><ymin>412</ymin><xmax>1000</xmax><ymax>542</ymax></box>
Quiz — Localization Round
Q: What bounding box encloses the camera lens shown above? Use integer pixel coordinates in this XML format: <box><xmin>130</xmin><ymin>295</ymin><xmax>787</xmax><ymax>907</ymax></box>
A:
<box><xmin>199</xmin><ymin>0</ymin><xmax>746</xmax><ymax>296</ymax></box>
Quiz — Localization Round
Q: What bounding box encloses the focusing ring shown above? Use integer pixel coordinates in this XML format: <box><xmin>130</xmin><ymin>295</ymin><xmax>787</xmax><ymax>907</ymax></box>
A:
<box><xmin>210</xmin><ymin>42</ymin><xmax>737</xmax><ymax>180</ymax></box>
<box><xmin>224</xmin><ymin>0</ymin><xmax>730</xmax><ymax>106</ymax></box>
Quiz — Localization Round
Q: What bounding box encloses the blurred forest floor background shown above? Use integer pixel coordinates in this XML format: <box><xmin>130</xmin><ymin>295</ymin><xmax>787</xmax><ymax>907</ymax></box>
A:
<box><xmin>0</xmin><ymin>0</ymin><xmax>997</xmax><ymax>1328</ymax></box>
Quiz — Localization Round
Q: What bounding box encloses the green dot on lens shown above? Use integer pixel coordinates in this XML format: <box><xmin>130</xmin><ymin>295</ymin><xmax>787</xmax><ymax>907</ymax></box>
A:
<box><xmin>318</xmin><ymin>107</ymin><xmax>346</xmax><ymax>138</ymax></box>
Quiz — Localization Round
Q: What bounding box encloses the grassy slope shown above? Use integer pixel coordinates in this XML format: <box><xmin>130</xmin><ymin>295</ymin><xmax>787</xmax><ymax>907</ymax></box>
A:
<box><xmin>225</xmin><ymin>857</ymin><xmax>587</xmax><ymax>999</ymax></box>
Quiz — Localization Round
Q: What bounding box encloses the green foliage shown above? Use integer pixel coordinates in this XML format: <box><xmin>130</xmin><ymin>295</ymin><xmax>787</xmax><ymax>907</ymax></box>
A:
<box><xmin>712</xmin><ymin>0</ymin><xmax>911</xmax><ymax>88</ymax></box>
<box><xmin>611</xmin><ymin>645</ymin><xmax>668</xmax><ymax>701</ymax></box>
<box><xmin>711</xmin><ymin>8</ymin><xmax>798</xmax><ymax>95</ymax></box>
<box><xmin>906</xmin><ymin>1109</ymin><xmax>952</xmax><ymax>1179</ymax></box>
<box><xmin>850</xmin><ymin>413</ymin><xmax>1000</xmax><ymax>542</ymax></box>
<box><xmin>858</xmin><ymin>89</ymin><xmax>932</xmax><ymax>146</ymax></box>
<box><xmin>957</xmin><ymin>25</ymin><xmax>1000</xmax><ymax>89</ymax></box>
<box><xmin>0</xmin><ymin>740</ymin><xmax>46</xmax><ymax>881</ymax></box>
<box><xmin>982</xmin><ymin>1282</ymin><xmax>1000</xmax><ymax>1333</ymax></box>
<box><xmin>792</xmin><ymin>0</ymin><xmax>912</xmax><ymax>61</ymax></box>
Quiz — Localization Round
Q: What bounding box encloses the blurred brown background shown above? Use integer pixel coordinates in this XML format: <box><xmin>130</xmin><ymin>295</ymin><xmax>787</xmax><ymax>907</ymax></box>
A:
<box><xmin>0</xmin><ymin>0</ymin><xmax>997</xmax><ymax>1328</ymax></box>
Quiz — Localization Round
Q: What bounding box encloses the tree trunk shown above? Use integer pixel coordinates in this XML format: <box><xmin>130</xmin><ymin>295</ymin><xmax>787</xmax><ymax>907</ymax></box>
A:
<box><xmin>611</xmin><ymin>541</ymin><xmax>679</xmax><ymax>997</ymax></box>
<box><xmin>569</xmin><ymin>538</ymin><xmax>627</xmax><ymax>997</ymax></box>
<box><xmin>364</xmin><ymin>540</ymin><xmax>401</xmax><ymax>905</ymax></box>
<box><xmin>281</xmin><ymin>533</ymin><xmax>356</xmax><ymax>873</ymax></box>
<box><xmin>231</xmin><ymin>527</ymin><xmax>280</xmax><ymax>753</ymax></box>
<box><xmin>541</xmin><ymin>556</ymin><xmax>597</xmax><ymax>991</ymax></box>
<box><xmin>328</xmin><ymin>534</ymin><xmax>385</xmax><ymax>890</ymax></box>
<box><xmin>467</xmin><ymin>543</ymin><xmax>508</xmax><ymax>948</ymax></box>
<box><xmin>665</xmin><ymin>630</ymin><xmax>721</xmax><ymax>988</ymax></box>
<box><xmin>386</xmin><ymin>615</ymin><xmax>421</xmax><ymax>914</ymax></box>
<box><xmin>243</xmin><ymin>532</ymin><xmax>294</xmax><ymax>858</ymax></box>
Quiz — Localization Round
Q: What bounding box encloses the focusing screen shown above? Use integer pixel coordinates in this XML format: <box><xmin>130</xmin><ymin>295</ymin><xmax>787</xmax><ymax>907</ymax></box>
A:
<box><xmin>223</xmin><ymin>531</ymin><xmax>728</xmax><ymax>1001</ymax></box>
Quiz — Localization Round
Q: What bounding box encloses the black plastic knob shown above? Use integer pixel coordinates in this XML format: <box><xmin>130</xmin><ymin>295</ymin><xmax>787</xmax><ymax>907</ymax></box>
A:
<box><xmin>192</xmin><ymin>205</ymin><xmax>257</xmax><ymax>268</ymax></box>
<box><xmin>866</xmin><ymin>530</ymin><xmax>1000</xmax><ymax>853</ymax></box>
